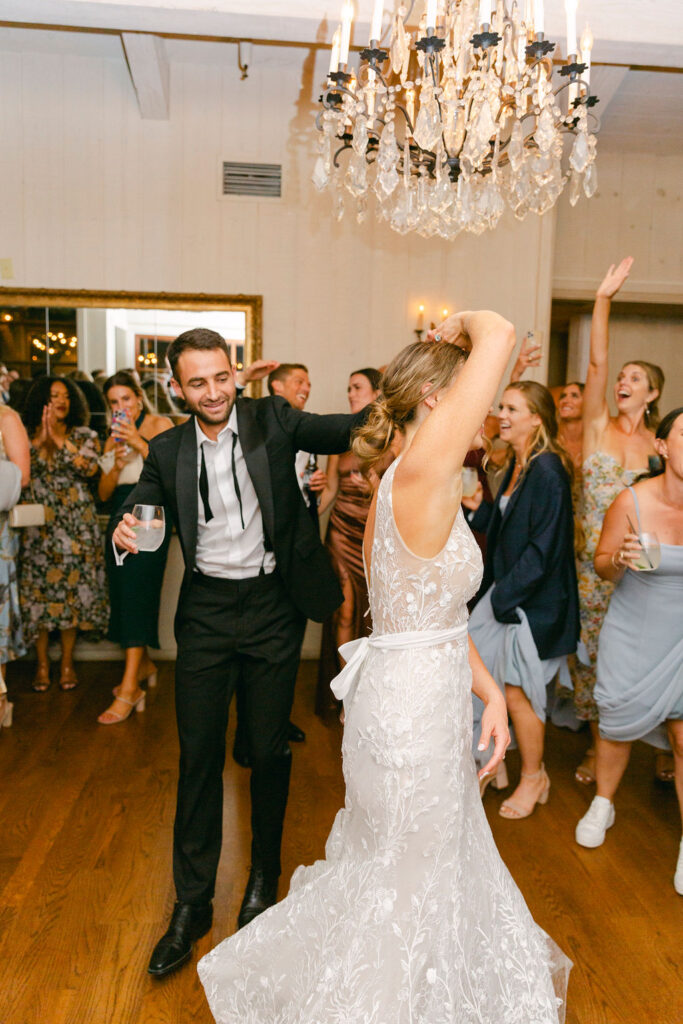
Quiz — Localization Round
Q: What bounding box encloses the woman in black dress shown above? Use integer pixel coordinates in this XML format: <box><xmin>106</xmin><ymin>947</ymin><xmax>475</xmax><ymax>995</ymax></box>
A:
<box><xmin>97</xmin><ymin>371</ymin><xmax>173</xmax><ymax>724</ymax></box>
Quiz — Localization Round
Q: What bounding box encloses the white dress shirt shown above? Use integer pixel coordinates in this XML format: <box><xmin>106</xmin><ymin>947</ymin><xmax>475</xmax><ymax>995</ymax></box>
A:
<box><xmin>194</xmin><ymin>408</ymin><xmax>276</xmax><ymax>579</ymax></box>
<box><xmin>295</xmin><ymin>450</ymin><xmax>311</xmax><ymax>506</ymax></box>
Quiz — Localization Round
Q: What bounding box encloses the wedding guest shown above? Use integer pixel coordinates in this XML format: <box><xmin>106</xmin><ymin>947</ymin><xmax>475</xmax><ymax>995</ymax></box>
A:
<box><xmin>570</xmin><ymin>258</ymin><xmax>665</xmax><ymax>785</ymax></box>
<box><xmin>575</xmin><ymin>408</ymin><xmax>683</xmax><ymax>895</ymax></box>
<box><xmin>315</xmin><ymin>368</ymin><xmax>384</xmax><ymax>717</ymax></box>
<box><xmin>509</xmin><ymin>334</ymin><xmax>585</xmax><ymax>472</ymax></box>
<box><xmin>0</xmin><ymin>404</ymin><xmax>30</xmax><ymax>729</ymax></box>
<box><xmin>233</xmin><ymin>361</ymin><xmax>325</xmax><ymax>756</ymax></box>
<box><xmin>466</xmin><ymin>381</ymin><xmax>579</xmax><ymax>817</ymax></box>
<box><xmin>20</xmin><ymin>376</ymin><xmax>108</xmax><ymax>691</ymax></box>
<box><xmin>557</xmin><ymin>382</ymin><xmax>584</xmax><ymax>471</ymax></box>
<box><xmin>68</xmin><ymin>369</ymin><xmax>108</xmax><ymax>443</ymax></box>
<box><xmin>97</xmin><ymin>371</ymin><xmax>173</xmax><ymax>725</ymax></box>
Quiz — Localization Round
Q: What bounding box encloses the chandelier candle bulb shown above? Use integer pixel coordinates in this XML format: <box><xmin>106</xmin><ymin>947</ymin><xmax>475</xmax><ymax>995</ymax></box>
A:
<box><xmin>534</xmin><ymin>0</ymin><xmax>544</xmax><ymax>35</ymax></box>
<box><xmin>425</xmin><ymin>0</ymin><xmax>438</xmax><ymax>33</ymax></box>
<box><xmin>581</xmin><ymin>23</ymin><xmax>594</xmax><ymax>85</ymax></box>
<box><xmin>479</xmin><ymin>0</ymin><xmax>491</xmax><ymax>27</ymax></box>
<box><xmin>329</xmin><ymin>26</ymin><xmax>341</xmax><ymax>75</ymax></box>
<box><xmin>416</xmin><ymin>305</ymin><xmax>425</xmax><ymax>331</ymax></box>
<box><xmin>565</xmin><ymin>0</ymin><xmax>577</xmax><ymax>57</ymax></box>
<box><xmin>370</xmin><ymin>0</ymin><xmax>384</xmax><ymax>44</ymax></box>
<box><xmin>339</xmin><ymin>0</ymin><xmax>353</xmax><ymax>67</ymax></box>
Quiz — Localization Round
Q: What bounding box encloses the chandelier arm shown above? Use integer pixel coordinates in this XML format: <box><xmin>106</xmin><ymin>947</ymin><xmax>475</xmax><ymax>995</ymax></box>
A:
<box><xmin>332</xmin><ymin>141</ymin><xmax>353</xmax><ymax>169</ymax></box>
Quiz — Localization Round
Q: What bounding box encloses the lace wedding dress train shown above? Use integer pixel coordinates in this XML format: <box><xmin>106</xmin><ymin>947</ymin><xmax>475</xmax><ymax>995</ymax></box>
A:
<box><xmin>199</xmin><ymin>458</ymin><xmax>571</xmax><ymax>1023</ymax></box>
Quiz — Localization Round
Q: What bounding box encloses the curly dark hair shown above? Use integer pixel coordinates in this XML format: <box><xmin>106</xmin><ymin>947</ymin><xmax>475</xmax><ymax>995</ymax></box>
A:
<box><xmin>22</xmin><ymin>375</ymin><xmax>91</xmax><ymax>436</ymax></box>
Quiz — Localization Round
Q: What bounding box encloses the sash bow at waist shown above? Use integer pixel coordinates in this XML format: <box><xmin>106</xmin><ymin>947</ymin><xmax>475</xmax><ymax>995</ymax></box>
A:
<box><xmin>331</xmin><ymin>623</ymin><xmax>469</xmax><ymax>701</ymax></box>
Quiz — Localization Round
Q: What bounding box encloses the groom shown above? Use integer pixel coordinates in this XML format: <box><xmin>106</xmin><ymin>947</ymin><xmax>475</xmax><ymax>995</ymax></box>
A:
<box><xmin>112</xmin><ymin>328</ymin><xmax>368</xmax><ymax>977</ymax></box>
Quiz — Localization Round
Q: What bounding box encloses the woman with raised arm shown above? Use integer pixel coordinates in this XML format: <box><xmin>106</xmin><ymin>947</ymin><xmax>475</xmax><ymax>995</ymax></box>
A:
<box><xmin>575</xmin><ymin>408</ymin><xmax>683</xmax><ymax>895</ymax></box>
<box><xmin>571</xmin><ymin>258</ymin><xmax>666</xmax><ymax>785</ymax></box>
<box><xmin>199</xmin><ymin>314</ymin><xmax>572</xmax><ymax>1024</ymax></box>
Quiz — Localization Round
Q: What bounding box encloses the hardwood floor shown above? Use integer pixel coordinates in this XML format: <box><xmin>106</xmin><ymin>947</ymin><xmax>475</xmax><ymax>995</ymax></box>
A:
<box><xmin>0</xmin><ymin>659</ymin><xmax>681</xmax><ymax>1024</ymax></box>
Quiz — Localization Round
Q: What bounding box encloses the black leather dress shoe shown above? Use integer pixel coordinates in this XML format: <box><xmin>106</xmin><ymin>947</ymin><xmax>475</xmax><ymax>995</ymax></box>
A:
<box><xmin>237</xmin><ymin>868</ymin><xmax>278</xmax><ymax>930</ymax></box>
<box><xmin>287</xmin><ymin>721</ymin><xmax>306</xmax><ymax>743</ymax></box>
<box><xmin>148</xmin><ymin>901</ymin><xmax>213</xmax><ymax>978</ymax></box>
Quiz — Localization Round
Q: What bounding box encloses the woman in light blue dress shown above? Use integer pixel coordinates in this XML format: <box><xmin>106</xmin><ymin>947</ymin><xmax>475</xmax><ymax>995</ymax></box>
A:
<box><xmin>574</xmin><ymin>408</ymin><xmax>683</xmax><ymax>896</ymax></box>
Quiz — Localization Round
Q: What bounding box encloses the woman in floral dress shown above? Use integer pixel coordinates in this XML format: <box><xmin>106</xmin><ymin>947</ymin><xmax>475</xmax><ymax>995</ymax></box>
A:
<box><xmin>20</xmin><ymin>376</ymin><xmax>108</xmax><ymax>691</ymax></box>
<box><xmin>571</xmin><ymin>258</ymin><xmax>665</xmax><ymax>783</ymax></box>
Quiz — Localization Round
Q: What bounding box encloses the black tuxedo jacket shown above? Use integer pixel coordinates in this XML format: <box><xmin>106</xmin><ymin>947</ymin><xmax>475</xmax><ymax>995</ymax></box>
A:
<box><xmin>470</xmin><ymin>451</ymin><xmax>579</xmax><ymax>659</ymax></box>
<box><xmin>113</xmin><ymin>395</ymin><xmax>368</xmax><ymax>623</ymax></box>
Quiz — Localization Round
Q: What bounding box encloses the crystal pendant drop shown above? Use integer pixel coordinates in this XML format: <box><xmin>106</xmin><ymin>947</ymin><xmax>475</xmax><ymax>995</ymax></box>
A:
<box><xmin>583</xmin><ymin>160</ymin><xmax>598</xmax><ymax>198</ymax></box>
<box><xmin>345</xmin><ymin>151</ymin><xmax>368</xmax><ymax>198</ymax></box>
<box><xmin>569</xmin><ymin>130</ymin><xmax>590</xmax><ymax>174</ymax></box>
<box><xmin>352</xmin><ymin>117</ymin><xmax>369</xmax><ymax>157</ymax></box>
<box><xmin>568</xmin><ymin>170</ymin><xmax>582</xmax><ymax>207</ymax></box>
<box><xmin>391</xmin><ymin>9</ymin><xmax>410</xmax><ymax>75</ymax></box>
<box><xmin>509</xmin><ymin>120</ymin><xmax>524</xmax><ymax>172</ymax></box>
<box><xmin>413</xmin><ymin>87</ymin><xmax>442</xmax><ymax>152</ymax></box>
<box><xmin>375</xmin><ymin>121</ymin><xmax>400</xmax><ymax>196</ymax></box>
<box><xmin>535</xmin><ymin>105</ymin><xmax>556</xmax><ymax>153</ymax></box>
<box><xmin>312</xmin><ymin>155</ymin><xmax>329</xmax><ymax>192</ymax></box>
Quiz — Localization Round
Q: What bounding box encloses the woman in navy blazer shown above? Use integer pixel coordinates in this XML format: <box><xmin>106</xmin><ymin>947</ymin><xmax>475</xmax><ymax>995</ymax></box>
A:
<box><xmin>468</xmin><ymin>381</ymin><xmax>579</xmax><ymax>819</ymax></box>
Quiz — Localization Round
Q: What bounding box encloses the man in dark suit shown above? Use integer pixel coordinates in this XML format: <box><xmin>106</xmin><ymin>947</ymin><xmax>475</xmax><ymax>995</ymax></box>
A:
<box><xmin>112</xmin><ymin>328</ymin><xmax>367</xmax><ymax>978</ymax></box>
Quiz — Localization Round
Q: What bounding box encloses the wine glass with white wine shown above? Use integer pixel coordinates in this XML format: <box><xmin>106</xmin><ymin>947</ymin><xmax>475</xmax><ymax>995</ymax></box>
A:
<box><xmin>131</xmin><ymin>504</ymin><xmax>165</xmax><ymax>552</ymax></box>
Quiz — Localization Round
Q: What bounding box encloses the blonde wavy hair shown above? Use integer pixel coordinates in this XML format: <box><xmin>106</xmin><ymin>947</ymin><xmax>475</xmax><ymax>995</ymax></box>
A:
<box><xmin>352</xmin><ymin>342</ymin><xmax>467</xmax><ymax>473</ymax></box>
<box><xmin>502</xmin><ymin>381</ymin><xmax>574</xmax><ymax>484</ymax></box>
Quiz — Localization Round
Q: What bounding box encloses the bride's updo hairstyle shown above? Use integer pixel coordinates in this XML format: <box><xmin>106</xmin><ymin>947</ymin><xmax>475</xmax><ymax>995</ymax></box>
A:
<box><xmin>352</xmin><ymin>341</ymin><xmax>467</xmax><ymax>473</ymax></box>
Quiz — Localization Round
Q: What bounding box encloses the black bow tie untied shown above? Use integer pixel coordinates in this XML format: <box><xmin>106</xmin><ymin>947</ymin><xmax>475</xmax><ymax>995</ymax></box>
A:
<box><xmin>199</xmin><ymin>432</ymin><xmax>245</xmax><ymax>530</ymax></box>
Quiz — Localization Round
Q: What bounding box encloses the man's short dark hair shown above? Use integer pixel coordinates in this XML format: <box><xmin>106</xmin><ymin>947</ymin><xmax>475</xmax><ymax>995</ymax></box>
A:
<box><xmin>267</xmin><ymin>363</ymin><xmax>309</xmax><ymax>396</ymax></box>
<box><xmin>167</xmin><ymin>328</ymin><xmax>231</xmax><ymax>381</ymax></box>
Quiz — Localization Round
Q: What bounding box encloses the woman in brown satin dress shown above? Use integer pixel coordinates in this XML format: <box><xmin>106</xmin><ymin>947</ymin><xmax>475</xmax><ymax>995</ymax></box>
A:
<box><xmin>315</xmin><ymin>368</ymin><xmax>387</xmax><ymax>717</ymax></box>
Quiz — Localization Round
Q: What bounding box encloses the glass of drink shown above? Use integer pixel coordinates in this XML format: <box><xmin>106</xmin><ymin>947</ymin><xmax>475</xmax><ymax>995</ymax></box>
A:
<box><xmin>633</xmin><ymin>532</ymin><xmax>661</xmax><ymax>572</ymax></box>
<box><xmin>131</xmin><ymin>504</ymin><xmax>165</xmax><ymax>552</ymax></box>
<box><xmin>461</xmin><ymin>467</ymin><xmax>479</xmax><ymax>498</ymax></box>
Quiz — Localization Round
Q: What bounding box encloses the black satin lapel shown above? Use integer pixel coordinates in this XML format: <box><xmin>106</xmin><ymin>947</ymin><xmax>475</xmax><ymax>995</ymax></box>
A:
<box><xmin>236</xmin><ymin>400</ymin><xmax>276</xmax><ymax>546</ymax></box>
<box><xmin>176</xmin><ymin>418</ymin><xmax>199</xmax><ymax>567</ymax></box>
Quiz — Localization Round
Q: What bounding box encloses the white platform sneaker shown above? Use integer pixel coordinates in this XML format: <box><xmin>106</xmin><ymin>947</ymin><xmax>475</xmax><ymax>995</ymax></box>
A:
<box><xmin>675</xmin><ymin>839</ymin><xmax>683</xmax><ymax>896</ymax></box>
<box><xmin>575</xmin><ymin>796</ymin><xmax>615</xmax><ymax>848</ymax></box>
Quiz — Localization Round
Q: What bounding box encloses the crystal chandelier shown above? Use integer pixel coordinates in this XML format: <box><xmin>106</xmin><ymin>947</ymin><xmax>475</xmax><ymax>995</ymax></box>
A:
<box><xmin>313</xmin><ymin>1</ymin><xmax>601</xmax><ymax>239</ymax></box>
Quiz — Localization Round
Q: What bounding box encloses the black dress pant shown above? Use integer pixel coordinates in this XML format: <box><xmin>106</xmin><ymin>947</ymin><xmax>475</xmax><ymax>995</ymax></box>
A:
<box><xmin>173</xmin><ymin>570</ymin><xmax>306</xmax><ymax>905</ymax></box>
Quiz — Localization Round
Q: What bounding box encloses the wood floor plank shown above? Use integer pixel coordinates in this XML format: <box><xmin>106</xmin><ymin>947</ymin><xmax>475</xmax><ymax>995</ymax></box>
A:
<box><xmin>0</xmin><ymin>658</ymin><xmax>681</xmax><ymax>1024</ymax></box>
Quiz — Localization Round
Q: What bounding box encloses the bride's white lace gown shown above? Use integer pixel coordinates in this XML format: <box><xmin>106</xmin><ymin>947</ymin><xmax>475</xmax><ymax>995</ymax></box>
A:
<box><xmin>198</xmin><ymin>458</ymin><xmax>571</xmax><ymax>1022</ymax></box>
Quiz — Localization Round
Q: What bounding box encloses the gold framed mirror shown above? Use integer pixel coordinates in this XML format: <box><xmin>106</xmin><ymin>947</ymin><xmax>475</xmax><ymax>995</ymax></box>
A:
<box><xmin>0</xmin><ymin>288</ymin><xmax>264</xmax><ymax>410</ymax></box>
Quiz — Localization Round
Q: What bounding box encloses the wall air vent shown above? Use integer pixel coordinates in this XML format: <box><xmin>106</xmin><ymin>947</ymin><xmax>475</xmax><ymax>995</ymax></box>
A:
<box><xmin>222</xmin><ymin>161</ymin><xmax>282</xmax><ymax>198</ymax></box>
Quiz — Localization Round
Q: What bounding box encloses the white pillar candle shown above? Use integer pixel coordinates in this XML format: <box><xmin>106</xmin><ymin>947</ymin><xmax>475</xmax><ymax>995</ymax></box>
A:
<box><xmin>479</xmin><ymin>0</ymin><xmax>491</xmax><ymax>26</ymax></box>
<box><xmin>370</xmin><ymin>0</ymin><xmax>383</xmax><ymax>43</ymax></box>
<box><xmin>565</xmin><ymin>0</ymin><xmax>577</xmax><ymax>56</ymax></box>
<box><xmin>581</xmin><ymin>23</ymin><xmax>594</xmax><ymax>86</ymax></box>
<box><xmin>534</xmin><ymin>0</ymin><xmax>544</xmax><ymax>35</ymax></box>
<box><xmin>426</xmin><ymin>0</ymin><xmax>438</xmax><ymax>32</ymax></box>
<box><xmin>339</xmin><ymin>0</ymin><xmax>354</xmax><ymax>67</ymax></box>
<box><xmin>329</xmin><ymin>26</ymin><xmax>341</xmax><ymax>74</ymax></box>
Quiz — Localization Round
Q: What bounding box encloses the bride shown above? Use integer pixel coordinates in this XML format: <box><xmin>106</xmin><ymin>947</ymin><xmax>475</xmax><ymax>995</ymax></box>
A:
<box><xmin>199</xmin><ymin>311</ymin><xmax>571</xmax><ymax>1023</ymax></box>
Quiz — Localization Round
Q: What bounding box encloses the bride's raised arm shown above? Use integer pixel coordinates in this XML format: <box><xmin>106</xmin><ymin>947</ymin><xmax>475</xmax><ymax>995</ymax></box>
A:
<box><xmin>408</xmin><ymin>310</ymin><xmax>516</xmax><ymax>482</ymax></box>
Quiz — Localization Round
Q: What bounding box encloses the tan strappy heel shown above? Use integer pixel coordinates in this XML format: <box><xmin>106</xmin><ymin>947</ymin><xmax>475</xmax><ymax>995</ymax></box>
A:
<box><xmin>499</xmin><ymin>764</ymin><xmax>550</xmax><ymax>820</ymax></box>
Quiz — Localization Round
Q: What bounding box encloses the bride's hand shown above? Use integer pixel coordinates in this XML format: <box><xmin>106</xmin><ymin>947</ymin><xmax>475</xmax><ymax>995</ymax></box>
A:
<box><xmin>477</xmin><ymin>695</ymin><xmax>510</xmax><ymax>780</ymax></box>
<box><xmin>426</xmin><ymin>311</ymin><xmax>472</xmax><ymax>350</ymax></box>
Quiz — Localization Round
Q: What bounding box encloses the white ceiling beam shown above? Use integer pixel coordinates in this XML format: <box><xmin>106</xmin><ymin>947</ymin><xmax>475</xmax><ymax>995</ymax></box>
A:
<box><xmin>121</xmin><ymin>31</ymin><xmax>169</xmax><ymax>119</ymax></box>
<box><xmin>590</xmin><ymin>66</ymin><xmax>630</xmax><ymax>121</ymax></box>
